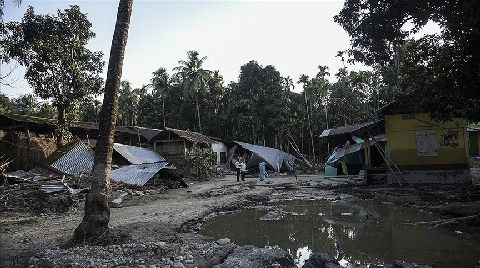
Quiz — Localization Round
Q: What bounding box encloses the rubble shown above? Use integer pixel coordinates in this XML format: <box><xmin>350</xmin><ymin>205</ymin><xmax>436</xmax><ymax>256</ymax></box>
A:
<box><xmin>0</xmin><ymin>181</ymin><xmax>76</xmax><ymax>213</ymax></box>
<box><xmin>302</xmin><ymin>252</ymin><xmax>341</xmax><ymax>268</ymax></box>
<box><xmin>1</xmin><ymin>167</ymin><xmax>87</xmax><ymax>214</ymax></box>
<box><xmin>213</xmin><ymin>245</ymin><xmax>295</xmax><ymax>268</ymax></box>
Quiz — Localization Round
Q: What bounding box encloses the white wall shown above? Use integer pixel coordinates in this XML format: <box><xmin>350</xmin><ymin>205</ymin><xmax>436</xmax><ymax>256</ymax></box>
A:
<box><xmin>211</xmin><ymin>142</ymin><xmax>228</xmax><ymax>164</ymax></box>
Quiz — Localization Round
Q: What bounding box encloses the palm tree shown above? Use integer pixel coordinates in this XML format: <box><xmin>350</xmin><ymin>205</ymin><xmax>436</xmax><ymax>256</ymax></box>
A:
<box><xmin>298</xmin><ymin>74</ymin><xmax>315</xmax><ymax>162</ymax></box>
<box><xmin>151</xmin><ymin>67</ymin><xmax>170</xmax><ymax>128</ymax></box>
<box><xmin>207</xmin><ymin>70</ymin><xmax>224</xmax><ymax>114</ymax></box>
<box><xmin>73</xmin><ymin>0</ymin><xmax>133</xmax><ymax>243</ymax></box>
<box><xmin>173</xmin><ymin>50</ymin><xmax>210</xmax><ymax>132</ymax></box>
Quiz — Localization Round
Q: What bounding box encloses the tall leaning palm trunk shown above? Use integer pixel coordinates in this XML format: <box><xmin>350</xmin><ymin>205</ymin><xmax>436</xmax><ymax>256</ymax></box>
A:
<box><xmin>73</xmin><ymin>0</ymin><xmax>133</xmax><ymax>242</ymax></box>
<box><xmin>195</xmin><ymin>85</ymin><xmax>202</xmax><ymax>133</ymax></box>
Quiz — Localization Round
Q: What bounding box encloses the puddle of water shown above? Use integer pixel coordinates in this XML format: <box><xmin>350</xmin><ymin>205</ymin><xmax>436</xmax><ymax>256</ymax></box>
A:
<box><xmin>200</xmin><ymin>200</ymin><xmax>480</xmax><ymax>267</ymax></box>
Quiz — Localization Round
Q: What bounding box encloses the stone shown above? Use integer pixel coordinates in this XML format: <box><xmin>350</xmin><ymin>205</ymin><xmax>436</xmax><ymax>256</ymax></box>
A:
<box><xmin>216</xmin><ymin>238</ymin><xmax>230</xmax><ymax>245</ymax></box>
<box><xmin>302</xmin><ymin>252</ymin><xmax>340</xmax><ymax>268</ymax></box>
<box><xmin>155</xmin><ymin>241</ymin><xmax>167</xmax><ymax>249</ymax></box>
<box><xmin>173</xmin><ymin>262</ymin><xmax>185</xmax><ymax>268</ymax></box>
<box><xmin>213</xmin><ymin>245</ymin><xmax>294</xmax><ymax>268</ymax></box>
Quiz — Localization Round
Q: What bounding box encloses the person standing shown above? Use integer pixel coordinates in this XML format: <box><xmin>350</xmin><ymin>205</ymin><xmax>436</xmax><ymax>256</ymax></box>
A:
<box><xmin>240</xmin><ymin>160</ymin><xmax>246</xmax><ymax>181</ymax></box>
<box><xmin>259</xmin><ymin>161</ymin><xmax>266</xmax><ymax>181</ymax></box>
<box><xmin>234</xmin><ymin>158</ymin><xmax>241</xmax><ymax>182</ymax></box>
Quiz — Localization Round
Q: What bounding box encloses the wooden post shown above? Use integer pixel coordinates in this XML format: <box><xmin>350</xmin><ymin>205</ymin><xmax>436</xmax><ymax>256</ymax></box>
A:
<box><xmin>477</xmin><ymin>133</ymin><xmax>480</xmax><ymax>157</ymax></box>
<box><xmin>364</xmin><ymin>137</ymin><xmax>371</xmax><ymax>169</ymax></box>
<box><xmin>25</xmin><ymin>127</ymin><xmax>31</xmax><ymax>167</ymax></box>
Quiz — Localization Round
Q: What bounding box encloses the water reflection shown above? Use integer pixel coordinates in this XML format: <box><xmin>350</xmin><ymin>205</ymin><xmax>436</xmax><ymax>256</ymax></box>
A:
<box><xmin>200</xmin><ymin>200</ymin><xmax>480</xmax><ymax>268</ymax></box>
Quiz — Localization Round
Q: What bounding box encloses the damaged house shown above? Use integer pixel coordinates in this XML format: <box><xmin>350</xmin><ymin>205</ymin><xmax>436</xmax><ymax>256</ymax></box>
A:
<box><xmin>320</xmin><ymin>120</ymin><xmax>386</xmax><ymax>180</ymax></box>
<box><xmin>230</xmin><ymin>141</ymin><xmax>296</xmax><ymax>173</ymax></box>
<box><xmin>36</xmin><ymin>140</ymin><xmax>183</xmax><ymax>187</ymax></box>
<box><xmin>321</xmin><ymin>103</ymin><xmax>472</xmax><ymax>184</ymax></box>
<box><xmin>0</xmin><ymin>114</ymin><xmax>227</xmax><ymax>175</ymax></box>
<box><xmin>151</xmin><ymin>127</ymin><xmax>227</xmax><ymax>176</ymax></box>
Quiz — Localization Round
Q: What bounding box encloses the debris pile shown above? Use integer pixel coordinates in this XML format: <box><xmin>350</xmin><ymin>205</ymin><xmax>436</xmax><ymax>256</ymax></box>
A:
<box><xmin>28</xmin><ymin>234</ymin><xmax>296</xmax><ymax>268</ymax></box>
<box><xmin>0</xmin><ymin>172</ymin><xmax>77</xmax><ymax>213</ymax></box>
<box><xmin>0</xmin><ymin>131</ymin><xmax>57</xmax><ymax>171</ymax></box>
<box><xmin>185</xmin><ymin>144</ymin><xmax>216</xmax><ymax>180</ymax></box>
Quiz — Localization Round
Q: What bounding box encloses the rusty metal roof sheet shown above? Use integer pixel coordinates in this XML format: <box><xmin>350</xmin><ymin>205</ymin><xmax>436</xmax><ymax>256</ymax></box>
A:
<box><xmin>113</xmin><ymin>143</ymin><xmax>166</xmax><ymax>164</ymax></box>
<box><xmin>165</xmin><ymin>127</ymin><xmax>214</xmax><ymax>145</ymax></box>
<box><xmin>0</xmin><ymin>114</ymin><xmax>140</xmax><ymax>136</ymax></box>
<box><xmin>111</xmin><ymin>162</ymin><xmax>175</xmax><ymax>186</ymax></box>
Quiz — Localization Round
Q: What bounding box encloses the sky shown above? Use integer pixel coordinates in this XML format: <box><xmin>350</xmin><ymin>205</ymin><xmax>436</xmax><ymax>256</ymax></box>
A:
<box><xmin>2</xmin><ymin>0</ymin><xmax>366</xmax><ymax>98</ymax></box>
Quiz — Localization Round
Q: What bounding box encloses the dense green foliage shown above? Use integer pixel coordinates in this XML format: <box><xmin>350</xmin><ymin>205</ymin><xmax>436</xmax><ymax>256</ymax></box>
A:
<box><xmin>334</xmin><ymin>0</ymin><xmax>480</xmax><ymax>120</ymax></box>
<box><xmin>1</xmin><ymin>5</ymin><xmax>104</xmax><ymax>144</ymax></box>
<box><xmin>0</xmin><ymin>49</ymin><xmax>387</xmax><ymax>162</ymax></box>
<box><xmin>3</xmin><ymin>1</ymin><xmax>476</xmax><ymax>162</ymax></box>
<box><xmin>133</xmin><ymin>58</ymin><xmax>383</xmax><ymax>161</ymax></box>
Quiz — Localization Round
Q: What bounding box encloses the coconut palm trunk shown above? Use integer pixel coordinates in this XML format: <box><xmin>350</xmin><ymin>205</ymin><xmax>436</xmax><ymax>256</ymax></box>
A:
<box><xmin>195</xmin><ymin>89</ymin><xmax>202</xmax><ymax>132</ymax></box>
<box><xmin>73</xmin><ymin>0</ymin><xmax>133</xmax><ymax>242</ymax></box>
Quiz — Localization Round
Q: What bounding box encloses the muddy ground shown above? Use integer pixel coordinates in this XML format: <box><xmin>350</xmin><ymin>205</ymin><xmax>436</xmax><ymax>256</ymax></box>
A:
<box><xmin>1</xmin><ymin>173</ymin><xmax>480</xmax><ymax>267</ymax></box>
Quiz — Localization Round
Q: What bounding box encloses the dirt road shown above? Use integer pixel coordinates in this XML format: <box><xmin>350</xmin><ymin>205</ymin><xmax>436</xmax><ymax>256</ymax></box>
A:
<box><xmin>1</xmin><ymin>175</ymin><xmax>277</xmax><ymax>266</ymax></box>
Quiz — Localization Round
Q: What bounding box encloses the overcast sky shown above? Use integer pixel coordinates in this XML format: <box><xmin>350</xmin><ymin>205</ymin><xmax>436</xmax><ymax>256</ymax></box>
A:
<box><xmin>2</xmin><ymin>0</ymin><xmax>365</xmax><ymax>98</ymax></box>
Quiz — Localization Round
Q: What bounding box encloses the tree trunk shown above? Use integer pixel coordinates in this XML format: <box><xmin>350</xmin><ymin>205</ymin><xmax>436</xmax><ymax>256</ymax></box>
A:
<box><xmin>196</xmin><ymin>90</ymin><xmax>202</xmax><ymax>132</ymax></box>
<box><xmin>56</xmin><ymin>104</ymin><xmax>65</xmax><ymax>147</ymax></box>
<box><xmin>162</xmin><ymin>97</ymin><xmax>166</xmax><ymax>128</ymax></box>
<box><xmin>304</xmin><ymin>91</ymin><xmax>315</xmax><ymax>162</ymax></box>
<box><xmin>73</xmin><ymin>0</ymin><xmax>133</xmax><ymax>243</ymax></box>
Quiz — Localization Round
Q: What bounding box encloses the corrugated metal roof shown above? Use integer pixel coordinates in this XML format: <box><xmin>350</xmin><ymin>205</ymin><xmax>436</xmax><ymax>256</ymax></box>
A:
<box><xmin>113</xmin><ymin>143</ymin><xmax>166</xmax><ymax>164</ymax></box>
<box><xmin>111</xmin><ymin>162</ymin><xmax>175</xmax><ymax>186</ymax></box>
<box><xmin>128</xmin><ymin>126</ymin><xmax>163</xmax><ymax>141</ymax></box>
<box><xmin>165</xmin><ymin>127</ymin><xmax>214</xmax><ymax>145</ymax></box>
<box><xmin>320</xmin><ymin>120</ymin><xmax>383</xmax><ymax>138</ymax></box>
<box><xmin>49</xmin><ymin>141</ymin><xmax>94</xmax><ymax>177</ymax></box>
<box><xmin>467</xmin><ymin>125</ymin><xmax>480</xmax><ymax>132</ymax></box>
<box><xmin>0</xmin><ymin>114</ymin><xmax>141</xmax><ymax>136</ymax></box>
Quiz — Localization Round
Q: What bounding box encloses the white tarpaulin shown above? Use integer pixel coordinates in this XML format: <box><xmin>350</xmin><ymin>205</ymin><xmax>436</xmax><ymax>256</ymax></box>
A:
<box><xmin>234</xmin><ymin>141</ymin><xmax>296</xmax><ymax>172</ymax></box>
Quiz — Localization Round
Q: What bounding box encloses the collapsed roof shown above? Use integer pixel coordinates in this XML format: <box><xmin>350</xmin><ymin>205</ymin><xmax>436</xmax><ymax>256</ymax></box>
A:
<box><xmin>41</xmin><ymin>141</ymin><xmax>94</xmax><ymax>177</ymax></box>
<box><xmin>320</xmin><ymin>120</ymin><xmax>385</xmax><ymax>147</ymax></box>
<box><xmin>113</xmin><ymin>143</ymin><xmax>166</xmax><ymax>164</ymax></box>
<box><xmin>164</xmin><ymin>127</ymin><xmax>215</xmax><ymax>145</ymax></box>
<box><xmin>111</xmin><ymin>162</ymin><xmax>176</xmax><ymax>186</ymax></box>
<box><xmin>40</xmin><ymin>140</ymin><xmax>176</xmax><ymax>186</ymax></box>
<box><xmin>325</xmin><ymin>134</ymin><xmax>386</xmax><ymax>165</ymax></box>
<box><xmin>234</xmin><ymin>141</ymin><xmax>296</xmax><ymax>172</ymax></box>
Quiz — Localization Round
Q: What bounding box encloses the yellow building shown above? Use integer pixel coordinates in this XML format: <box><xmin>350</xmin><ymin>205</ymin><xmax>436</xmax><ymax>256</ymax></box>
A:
<box><xmin>384</xmin><ymin>113</ymin><xmax>471</xmax><ymax>184</ymax></box>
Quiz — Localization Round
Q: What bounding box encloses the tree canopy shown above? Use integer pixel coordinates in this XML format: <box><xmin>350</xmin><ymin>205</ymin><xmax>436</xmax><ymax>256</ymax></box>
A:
<box><xmin>2</xmin><ymin>5</ymin><xmax>104</xmax><ymax>145</ymax></box>
<box><xmin>334</xmin><ymin>0</ymin><xmax>480</xmax><ymax>121</ymax></box>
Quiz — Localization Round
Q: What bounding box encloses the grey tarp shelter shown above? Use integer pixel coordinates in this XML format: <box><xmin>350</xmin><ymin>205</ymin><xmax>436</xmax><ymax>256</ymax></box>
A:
<box><xmin>111</xmin><ymin>162</ymin><xmax>176</xmax><ymax>186</ymax></box>
<box><xmin>233</xmin><ymin>141</ymin><xmax>296</xmax><ymax>172</ymax></box>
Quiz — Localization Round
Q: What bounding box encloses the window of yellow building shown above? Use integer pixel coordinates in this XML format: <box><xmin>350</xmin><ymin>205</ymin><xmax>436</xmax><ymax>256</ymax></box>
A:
<box><xmin>416</xmin><ymin>130</ymin><xmax>438</xmax><ymax>156</ymax></box>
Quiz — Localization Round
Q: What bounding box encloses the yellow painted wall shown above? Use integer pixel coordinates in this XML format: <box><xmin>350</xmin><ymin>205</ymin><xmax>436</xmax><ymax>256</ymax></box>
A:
<box><xmin>385</xmin><ymin>113</ymin><xmax>469</xmax><ymax>167</ymax></box>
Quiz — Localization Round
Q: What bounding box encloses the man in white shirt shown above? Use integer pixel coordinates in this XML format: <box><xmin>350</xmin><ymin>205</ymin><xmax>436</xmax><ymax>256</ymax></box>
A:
<box><xmin>240</xmin><ymin>161</ymin><xmax>246</xmax><ymax>181</ymax></box>
<box><xmin>234</xmin><ymin>158</ymin><xmax>241</xmax><ymax>182</ymax></box>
